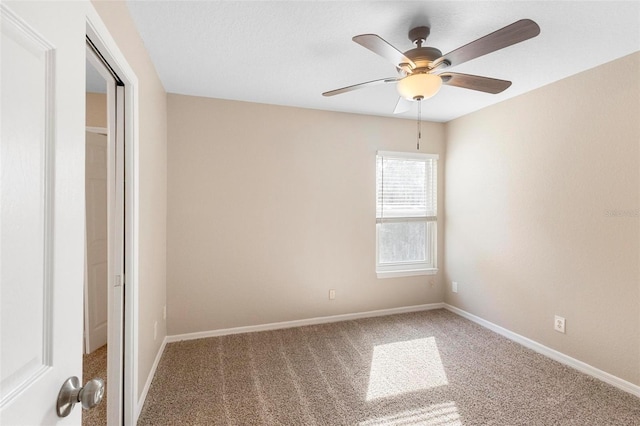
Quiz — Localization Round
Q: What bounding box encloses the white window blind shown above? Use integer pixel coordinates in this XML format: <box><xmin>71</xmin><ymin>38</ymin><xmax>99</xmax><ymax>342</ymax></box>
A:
<box><xmin>376</xmin><ymin>153</ymin><xmax>437</xmax><ymax>220</ymax></box>
<box><xmin>376</xmin><ymin>151</ymin><xmax>438</xmax><ymax>278</ymax></box>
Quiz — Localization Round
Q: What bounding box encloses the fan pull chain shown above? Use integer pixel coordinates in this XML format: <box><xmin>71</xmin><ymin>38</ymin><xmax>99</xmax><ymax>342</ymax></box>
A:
<box><xmin>380</xmin><ymin>156</ymin><xmax>384</xmax><ymax>224</ymax></box>
<box><xmin>417</xmin><ymin>100</ymin><xmax>422</xmax><ymax>150</ymax></box>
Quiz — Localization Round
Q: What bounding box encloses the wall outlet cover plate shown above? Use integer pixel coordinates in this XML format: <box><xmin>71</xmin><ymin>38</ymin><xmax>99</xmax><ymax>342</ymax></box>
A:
<box><xmin>554</xmin><ymin>315</ymin><xmax>565</xmax><ymax>333</ymax></box>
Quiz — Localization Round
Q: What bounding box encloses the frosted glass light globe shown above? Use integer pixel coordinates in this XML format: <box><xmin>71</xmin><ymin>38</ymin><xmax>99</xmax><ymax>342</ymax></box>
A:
<box><xmin>397</xmin><ymin>73</ymin><xmax>443</xmax><ymax>101</ymax></box>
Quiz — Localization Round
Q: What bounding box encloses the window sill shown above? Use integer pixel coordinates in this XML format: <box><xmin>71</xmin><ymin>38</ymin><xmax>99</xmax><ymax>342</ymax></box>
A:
<box><xmin>376</xmin><ymin>268</ymin><xmax>438</xmax><ymax>279</ymax></box>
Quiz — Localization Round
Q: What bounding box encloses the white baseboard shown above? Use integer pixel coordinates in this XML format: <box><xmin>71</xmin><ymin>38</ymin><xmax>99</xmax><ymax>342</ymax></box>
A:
<box><xmin>136</xmin><ymin>303</ymin><xmax>441</xmax><ymax>418</ymax></box>
<box><xmin>444</xmin><ymin>303</ymin><xmax>640</xmax><ymax>398</ymax></box>
<box><xmin>166</xmin><ymin>302</ymin><xmax>445</xmax><ymax>343</ymax></box>
<box><xmin>135</xmin><ymin>302</ymin><xmax>638</xmax><ymax>419</ymax></box>
<box><xmin>136</xmin><ymin>336</ymin><xmax>168</xmax><ymax>421</ymax></box>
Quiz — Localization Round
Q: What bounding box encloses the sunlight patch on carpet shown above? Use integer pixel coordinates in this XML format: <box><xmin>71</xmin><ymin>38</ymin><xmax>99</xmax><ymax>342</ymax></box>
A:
<box><xmin>366</xmin><ymin>337</ymin><xmax>448</xmax><ymax>400</ymax></box>
<box><xmin>359</xmin><ymin>401</ymin><xmax>461</xmax><ymax>425</ymax></box>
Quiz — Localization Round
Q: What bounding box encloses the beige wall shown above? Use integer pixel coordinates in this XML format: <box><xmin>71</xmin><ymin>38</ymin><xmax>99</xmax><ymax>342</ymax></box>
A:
<box><xmin>91</xmin><ymin>1</ymin><xmax>168</xmax><ymax>400</ymax></box>
<box><xmin>167</xmin><ymin>94</ymin><xmax>446</xmax><ymax>335</ymax></box>
<box><xmin>445</xmin><ymin>52</ymin><xmax>640</xmax><ymax>385</ymax></box>
<box><xmin>90</xmin><ymin>1</ymin><xmax>639</xmax><ymax>393</ymax></box>
<box><xmin>86</xmin><ymin>92</ymin><xmax>107</xmax><ymax>128</ymax></box>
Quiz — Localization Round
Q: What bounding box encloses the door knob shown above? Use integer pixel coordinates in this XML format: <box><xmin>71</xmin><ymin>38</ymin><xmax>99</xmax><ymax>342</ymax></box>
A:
<box><xmin>56</xmin><ymin>376</ymin><xmax>105</xmax><ymax>417</ymax></box>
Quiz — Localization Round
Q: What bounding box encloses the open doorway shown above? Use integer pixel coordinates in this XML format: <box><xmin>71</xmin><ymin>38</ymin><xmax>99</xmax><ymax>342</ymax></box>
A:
<box><xmin>84</xmin><ymin>40</ymin><xmax>125</xmax><ymax>425</ymax></box>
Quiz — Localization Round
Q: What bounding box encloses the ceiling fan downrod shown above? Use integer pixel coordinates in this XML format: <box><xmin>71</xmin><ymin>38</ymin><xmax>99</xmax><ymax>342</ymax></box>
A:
<box><xmin>409</xmin><ymin>26</ymin><xmax>430</xmax><ymax>47</ymax></box>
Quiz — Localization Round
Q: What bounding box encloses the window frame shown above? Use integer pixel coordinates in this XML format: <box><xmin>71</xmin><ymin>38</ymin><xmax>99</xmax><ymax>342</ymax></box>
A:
<box><xmin>375</xmin><ymin>151</ymin><xmax>439</xmax><ymax>279</ymax></box>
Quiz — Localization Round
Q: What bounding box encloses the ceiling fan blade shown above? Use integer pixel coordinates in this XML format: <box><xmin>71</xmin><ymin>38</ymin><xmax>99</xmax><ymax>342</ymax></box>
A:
<box><xmin>393</xmin><ymin>97</ymin><xmax>412</xmax><ymax>114</ymax></box>
<box><xmin>439</xmin><ymin>72</ymin><xmax>512</xmax><ymax>94</ymax></box>
<box><xmin>433</xmin><ymin>19</ymin><xmax>540</xmax><ymax>68</ymax></box>
<box><xmin>322</xmin><ymin>77</ymin><xmax>398</xmax><ymax>97</ymax></box>
<box><xmin>353</xmin><ymin>34</ymin><xmax>416</xmax><ymax>71</ymax></box>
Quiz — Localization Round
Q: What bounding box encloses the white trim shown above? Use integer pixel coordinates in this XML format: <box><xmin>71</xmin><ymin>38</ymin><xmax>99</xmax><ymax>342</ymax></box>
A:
<box><xmin>167</xmin><ymin>303</ymin><xmax>445</xmax><ymax>343</ymax></box>
<box><xmin>375</xmin><ymin>152</ymin><xmax>438</xmax><ymax>276</ymax></box>
<box><xmin>444</xmin><ymin>304</ymin><xmax>640</xmax><ymax>398</ymax></box>
<box><xmin>377</xmin><ymin>268</ymin><xmax>438</xmax><ymax>279</ymax></box>
<box><xmin>136</xmin><ymin>336</ymin><xmax>167</xmax><ymax>419</ymax></box>
<box><xmin>138</xmin><ymin>304</ymin><xmax>441</xmax><ymax>413</ymax></box>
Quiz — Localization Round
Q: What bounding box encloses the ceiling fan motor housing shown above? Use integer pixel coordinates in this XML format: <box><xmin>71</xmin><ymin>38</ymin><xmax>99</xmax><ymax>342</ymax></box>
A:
<box><xmin>403</xmin><ymin>47</ymin><xmax>444</xmax><ymax>72</ymax></box>
<box><xmin>397</xmin><ymin>26</ymin><xmax>446</xmax><ymax>74</ymax></box>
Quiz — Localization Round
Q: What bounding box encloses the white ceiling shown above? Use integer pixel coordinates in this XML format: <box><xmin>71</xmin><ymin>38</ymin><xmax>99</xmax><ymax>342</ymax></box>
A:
<box><xmin>126</xmin><ymin>1</ymin><xmax>640</xmax><ymax>122</ymax></box>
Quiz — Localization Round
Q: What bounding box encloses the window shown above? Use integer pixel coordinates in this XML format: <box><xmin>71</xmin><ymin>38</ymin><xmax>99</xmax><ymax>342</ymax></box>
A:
<box><xmin>376</xmin><ymin>151</ymin><xmax>438</xmax><ymax>278</ymax></box>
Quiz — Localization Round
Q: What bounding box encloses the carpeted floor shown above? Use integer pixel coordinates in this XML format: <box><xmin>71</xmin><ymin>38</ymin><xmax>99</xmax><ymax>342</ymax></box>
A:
<box><xmin>138</xmin><ymin>309</ymin><xmax>640</xmax><ymax>425</ymax></box>
<box><xmin>83</xmin><ymin>344</ymin><xmax>108</xmax><ymax>426</ymax></box>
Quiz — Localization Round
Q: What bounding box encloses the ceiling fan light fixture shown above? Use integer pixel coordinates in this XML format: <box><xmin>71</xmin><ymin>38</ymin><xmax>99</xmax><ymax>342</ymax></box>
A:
<box><xmin>397</xmin><ymin>73</ymin><xmax>442</xmax><ymax>101</ymax></box>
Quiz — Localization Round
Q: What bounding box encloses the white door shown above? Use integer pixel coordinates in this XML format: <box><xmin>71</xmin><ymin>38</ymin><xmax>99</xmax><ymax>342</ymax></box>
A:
<box><xmin>84</xmin><ymin>130</ymin><xmax>109</xmax><ymax>354</ymax></box>
<box><xmin>1</xmin><ymin>2</ymin><xmax>92</xmax><ymax>424</ymax></box>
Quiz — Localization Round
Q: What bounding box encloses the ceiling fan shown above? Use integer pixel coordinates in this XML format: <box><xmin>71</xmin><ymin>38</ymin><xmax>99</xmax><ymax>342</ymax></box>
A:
<box><xmin>323</xmin><ymin>19</ymin><xmax>541</xmax><ymax>113</ymax></box>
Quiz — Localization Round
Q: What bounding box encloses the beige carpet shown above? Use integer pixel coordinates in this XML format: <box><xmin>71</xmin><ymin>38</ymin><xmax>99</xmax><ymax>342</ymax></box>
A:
<box><xmin>83</xmin><ymin>344</ymin><xmax>107</xmax><ymax>426</ymax></box>
<box><xmin>138</xmin><ymin>309</ymin><xmax>639</xmax><ymax>425</ymax></box>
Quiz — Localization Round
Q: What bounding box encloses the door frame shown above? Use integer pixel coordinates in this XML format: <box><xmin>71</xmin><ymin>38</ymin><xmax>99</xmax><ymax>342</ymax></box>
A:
<box><xmin>85</xmin><ymin>43</ymin><xmax>124</xmax><ymax>424</ymax></box>
<box><xmin>86</xmin><ymin>9</ymin><xmax>139</xmax><ymax>426</ymax></box>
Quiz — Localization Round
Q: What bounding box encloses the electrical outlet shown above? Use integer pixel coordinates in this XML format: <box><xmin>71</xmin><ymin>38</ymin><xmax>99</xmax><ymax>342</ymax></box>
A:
<box><xmin>154</xmin><ymin>321</ymin><xmax>158</xmax><ymax>340</ymax></box>
<box><xmin>163</xmin><ymin>305</ymin><xmax>167</xmax><ymax>320</ymax></box>
<box><xmin>329</xmin><ymin>289</ymin><xmax>336</xmax><ymax>300</ymax></box>
<box><xmin>452</xmin><ymin>281</ymin><xmax>458</xmax><ymax>293</ymax></box>
<box><xmin>554</xmin><ymin>315</ymin><xmax>565</xmax><ymax>333</ymax></box>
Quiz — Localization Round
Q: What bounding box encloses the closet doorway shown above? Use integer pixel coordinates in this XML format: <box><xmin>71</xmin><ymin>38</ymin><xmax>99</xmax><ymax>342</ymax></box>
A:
<box><xmin>84</xmin><ymin>39</ymin><xmax>125</xmax><ymax>425</ymax></box>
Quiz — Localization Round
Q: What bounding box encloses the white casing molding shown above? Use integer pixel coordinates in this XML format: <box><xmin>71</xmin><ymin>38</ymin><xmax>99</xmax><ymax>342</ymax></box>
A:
<box><xmin>444</xmin><ymin>304</ymin><xmax>640</xmax><ymax>398</ymax></box>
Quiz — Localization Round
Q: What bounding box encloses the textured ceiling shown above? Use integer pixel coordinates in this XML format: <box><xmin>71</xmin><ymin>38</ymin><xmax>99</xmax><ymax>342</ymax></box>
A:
<box><xmin>126</xmin><ymin>1</ymin><xmax>640</xmax><ymax>122</ymax></box>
